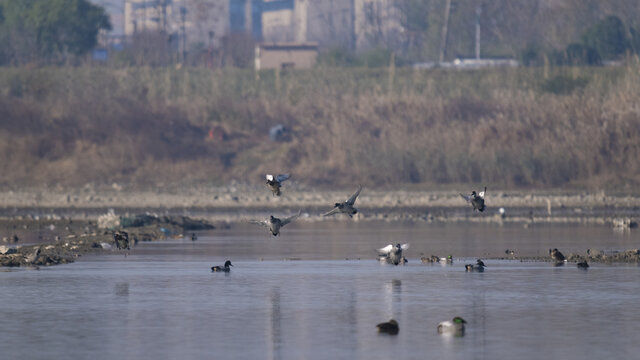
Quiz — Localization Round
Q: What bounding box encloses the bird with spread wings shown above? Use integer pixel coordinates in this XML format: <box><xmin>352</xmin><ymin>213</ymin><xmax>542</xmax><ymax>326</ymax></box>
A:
<box><xmin>323</xmin><ymin>185</ymin><xmax>362</xmax><ymax>217</ymax></box>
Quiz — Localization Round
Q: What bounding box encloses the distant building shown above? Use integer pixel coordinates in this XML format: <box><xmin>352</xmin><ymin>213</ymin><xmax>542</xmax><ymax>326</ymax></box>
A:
<box><xmin>114</xmin><ymin>0</ymin><xmax>405</xmax><ymax>52</ymax></box>
<box><xmin>124</xmin><ymin>0</ymin><xmax>228</xmax><ymax>48</ymax></box>
<box><xmin>255</xmin><ymin>42</ymin><xmax>318</xmax><ymax>70</ymax></box>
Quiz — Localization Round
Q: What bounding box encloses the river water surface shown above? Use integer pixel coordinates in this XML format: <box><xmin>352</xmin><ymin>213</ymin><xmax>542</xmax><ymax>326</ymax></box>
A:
<box><xmin>1</xmin><ymin>222</ymin><xmax>639</xmax><ymax>359</ymax></box>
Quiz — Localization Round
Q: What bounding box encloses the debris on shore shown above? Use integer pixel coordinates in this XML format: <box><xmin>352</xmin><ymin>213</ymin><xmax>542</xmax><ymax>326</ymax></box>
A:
<box><xmin>0</xmin><ymin>215</ymin><xmax>215</xmax><ymax>268</ymax></box>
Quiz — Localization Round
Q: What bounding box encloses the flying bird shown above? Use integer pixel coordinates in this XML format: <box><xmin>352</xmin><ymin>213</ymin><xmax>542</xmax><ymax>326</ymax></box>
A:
<box><xmin>323</xmin><ymin>185</ymin><xmax>362</xmax><ymax>217</ymax></box>
<box><xmin>460</xmin><ymin>186</ymin><xmax>487</xmax><ymax>212</ymax></box>
<box><xmin>266</xmin><ymin>174</ymin><xmax>290</xmax><ymax>196</ymax></box>
<box><xmin>251</xmin><ymin>210</ymin><xmax>301</xmax><ymax>236</ymax></box>
<box><xmin>25</xmin><ymin>246</ymin><xmax>41</xmax><ymax>264</ymax></box>
<box><xmin>377</xmin><ymin>243</ymin><xmax>409</xmax><ymax>265</ymax></box>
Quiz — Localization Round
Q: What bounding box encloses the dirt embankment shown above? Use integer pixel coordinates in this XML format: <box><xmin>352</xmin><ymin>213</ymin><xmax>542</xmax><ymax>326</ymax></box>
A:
<box><xmin>1</xmin><ymin>186</ymin><xmax>639</xmax><ymax>224</ymax></box>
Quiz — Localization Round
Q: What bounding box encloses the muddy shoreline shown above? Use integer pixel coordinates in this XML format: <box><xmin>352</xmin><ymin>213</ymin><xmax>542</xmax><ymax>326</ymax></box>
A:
<box><xmin>0</xmin><ymin>215</ymin><xmax>214</xmax><ymax>268</ymax></box>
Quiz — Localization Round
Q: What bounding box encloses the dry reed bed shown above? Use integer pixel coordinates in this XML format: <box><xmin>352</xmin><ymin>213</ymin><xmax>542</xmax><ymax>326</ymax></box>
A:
<box><xmin>0</xmin><ymin>66</ymin><xmax>639</xmax><ymax>189</ymax></box>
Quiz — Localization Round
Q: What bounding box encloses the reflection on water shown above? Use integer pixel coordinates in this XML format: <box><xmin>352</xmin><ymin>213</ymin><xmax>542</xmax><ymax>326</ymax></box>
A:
<box><xmin>114</xmin><ymin>282</ymin><xmax>129</xmax><ymax>297</ymax></box>
<box><xmin>268</xmin><ymin>287</ymin><xmax>281</xmax><ymax>360</ymax></box>
<box><xmin>0</xmin><ymin>223</ymin><xmax>639</xmax><ymax>359</ymax></box>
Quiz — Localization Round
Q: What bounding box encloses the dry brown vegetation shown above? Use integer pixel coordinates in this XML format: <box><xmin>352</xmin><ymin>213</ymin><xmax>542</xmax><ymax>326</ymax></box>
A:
<box><xmin>0</xmin><ymin>65</ymin><xmax>639</xmax><ymax>190</ymax></box>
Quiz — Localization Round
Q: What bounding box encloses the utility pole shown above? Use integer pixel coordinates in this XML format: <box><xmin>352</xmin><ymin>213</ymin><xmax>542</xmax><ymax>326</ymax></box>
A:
<box><xmin>475</xmin><ymin>4</ymin><xmax>481</xmax><ymax>59</ymax></box>
<box><xmin>180</xmin><ymin>6</ymin><xmax>187</xmax><ymax>64</ymax></box>
<box><xmin>439</xmin><ymin>0</ymin><xmax>451</xmax><ymax>63</ymax></box>
<box><xmin>162</xmin><ymin>0</ymin><xmax>167</xmax><ymax>34</ymax></box>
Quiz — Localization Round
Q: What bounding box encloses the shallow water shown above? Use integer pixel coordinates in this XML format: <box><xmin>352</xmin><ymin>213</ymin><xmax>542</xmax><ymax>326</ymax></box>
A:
<box><xmin>1</xmin><ymin>222</ymin><xmax>639</xmax><ymax>359</ymax></box>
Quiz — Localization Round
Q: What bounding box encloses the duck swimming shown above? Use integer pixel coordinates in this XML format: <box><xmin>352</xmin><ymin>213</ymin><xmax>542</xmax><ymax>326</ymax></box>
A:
<box><xmin>437</xmin><ymin>316</ymin><xmax>466</xmax><ymax>336</ymax></box>
<box><xmin>577</xmin><ymin>260</ymin><xmax>589</xmax><ymax>269</ymax></box>
<box><xmin>323</xmin><ymin>186</ymin><xmax>362</xmax><ymax>217</ymax></box>
<box><xmin>251</xmin><ymin>210</ymin><xmax>301</xmax><ymax>236</ymax></box>
<box><xmin>266</xmin><ymin>174</ymin><xmax>290</xmax><ymax>196</ymax></box>
<box><xmin>376</xmin><ymin>319</ymin><xmax>399</xmax><ymax>335</ymax></box>
<box><xmin>441</xmin><ymin>255</ymin><xmax>454</xmax><ymax>264</ymax></box>
<box><xmin>211</xmin><ymin>260</ymin><xmax>233</xmax><ymax>272</ymax></box>
<box><xmin>460</xmin><ymin>187</ymin><xmax>487</xmax><ymax>212</ymax></box>
<box><xmin>378</xmin><ymin>243</ymin><xmax>409</xmax><ymax>265</ymax></box>
<box><xmin>465</xmin><ymin>259</ymin><xmax>486</xmax><ymax>272</ymax></box>
<box><xmin>421</xmin><ymin>255</ymin><xmax>441</xmax><ymax>263</ymax></box>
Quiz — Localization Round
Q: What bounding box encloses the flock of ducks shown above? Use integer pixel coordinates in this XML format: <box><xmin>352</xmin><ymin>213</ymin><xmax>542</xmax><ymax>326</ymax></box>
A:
<box><xmin>206</xmin><ymin>177</ymin><xmax>590</xmax><ymax>337</ymax></box>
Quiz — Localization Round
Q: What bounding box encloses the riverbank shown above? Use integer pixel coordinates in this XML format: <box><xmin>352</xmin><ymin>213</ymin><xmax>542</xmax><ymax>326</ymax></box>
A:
<box><xmin>0</xmin><ymin>187</ymin><xmax>638</xmax><ymax>225</ymax></box>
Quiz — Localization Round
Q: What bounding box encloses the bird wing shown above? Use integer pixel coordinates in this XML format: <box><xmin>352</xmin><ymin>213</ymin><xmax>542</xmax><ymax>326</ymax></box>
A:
<box><xmin>460</xmin><ymin>193</ymin><xmax>472</xmax><ymax>202</ymax></box>
<box><xmin>266</xmin><ymin>174</ymin><xmax>274</xmax><ymax>181</ymax></box>
<box><xmin>323</xmin><ymin>207</ymin><xmax>340</xmax><ymax>216</ymax></box>
<box><xmin>249</xmin><ymin>219</ymin><xmax>269</xmax><ymax>228</ymax></box>
<box><xmin>377</xmin><ymin>244</ymin><xmax>393</xmax><ymax>254</ymax></box>
<box><xmin>281</xmin><ymin>210</ymin><xmax>301</xmax><ymax>226</ymax></box>
<box><xmin>346</xmin><ymin>185</ymin><xmax>363</xmax><ymax>206</ymax></box>
<box><xmin>478</xmin><ymin>186</ymin><xmax>487</xmax><ymax>199</ymax></box>
<box><xmin>400</xmin><ymin>243</ymin><xmax>410</xmax><ymax>251</ymax></box>
<box><xmin>276</xmin><ymin>174</ymin><xmax>290</xmax><ymax>183</ymax></box>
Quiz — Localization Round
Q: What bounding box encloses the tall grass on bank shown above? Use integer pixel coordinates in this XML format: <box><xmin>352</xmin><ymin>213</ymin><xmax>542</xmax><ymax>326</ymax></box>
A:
<box><xmin>0</xmin><ymin>65</ymin><xmax>638</xmax><ymax>189</ymax></box>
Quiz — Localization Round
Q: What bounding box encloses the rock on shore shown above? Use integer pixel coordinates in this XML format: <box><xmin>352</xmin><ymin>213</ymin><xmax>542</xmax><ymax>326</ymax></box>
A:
<box><xmin>0</xmin><ymin>215</ymin><xmax>214</xmax><ymax>267</ymax></box>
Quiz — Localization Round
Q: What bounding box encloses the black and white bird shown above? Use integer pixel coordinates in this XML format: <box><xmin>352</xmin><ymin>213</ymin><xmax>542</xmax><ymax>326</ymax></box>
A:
<box><xmin>113</xmin><ymin>231</ymin><xmax>130</xmax><ymax>251</ymax></box>
<box><xmin>251</xmin><ymin>211</ymin><xmax>301</xmax><ymax>236</ymax></box>
<box><xmin>266</xmin><ymin>174</ymin><xmax>290</xmax><ymax>196</ymax></box>
<box><xmin>460</xmin><ymin>187</ymin><xmax>487</xmax><ymax>212</ymax></box>
<box><xmin>465</xmin><ymin>259</ymin><xmax>486</xmax><ymax>272</ymax></box>
<box><xmin>377</xmin><ymin>243</ymin><xmax>409</xmax><ymax>265</ymax></box>
<box><xmin>549</xmin><ymin>248</ymin><xmax>566</xmax><ymax>263</ymax></box>
<box><xmin>211</xmin><ymin>260</ymin><xmax>233</xmax><ymax>272</ymax></box>
<box><xmin>323</xmin><ymin>185</ymin><xmax>362</xmax><ymax>217</ymax></box>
